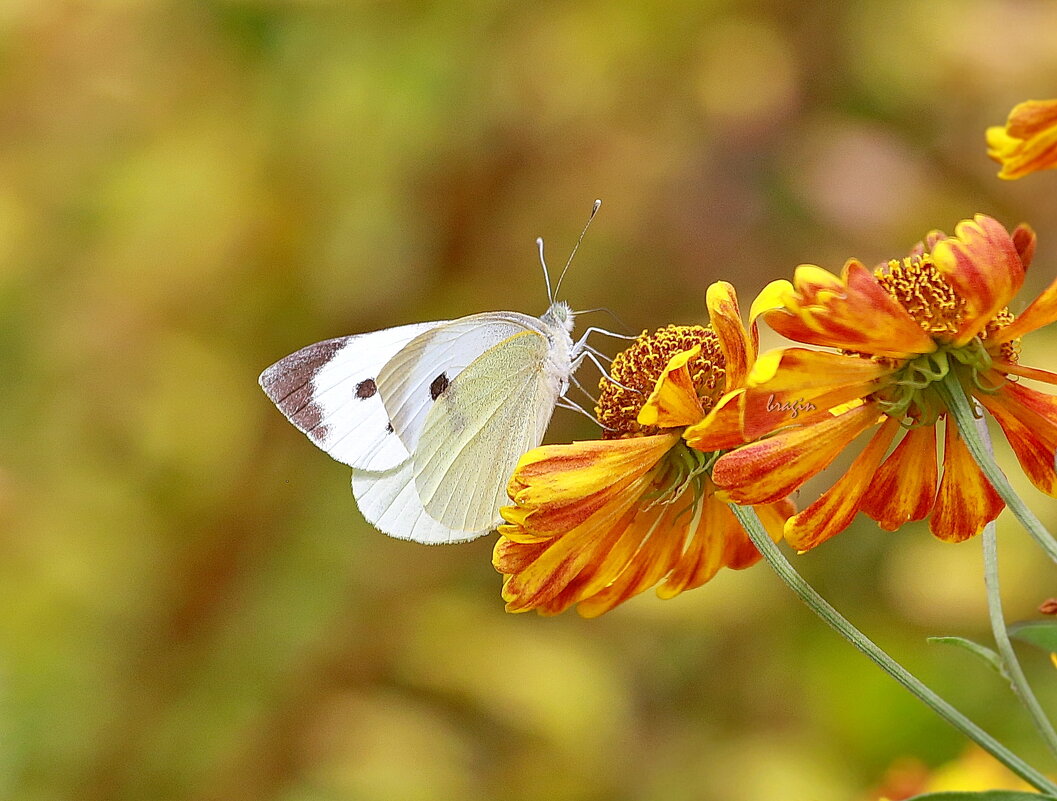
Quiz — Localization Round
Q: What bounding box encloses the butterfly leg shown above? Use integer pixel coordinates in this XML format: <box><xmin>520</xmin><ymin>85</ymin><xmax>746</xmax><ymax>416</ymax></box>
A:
<box><xmin>573</xmin><ymin>350</ymin><xmax>642</xmax><ymax>394</ymax></box>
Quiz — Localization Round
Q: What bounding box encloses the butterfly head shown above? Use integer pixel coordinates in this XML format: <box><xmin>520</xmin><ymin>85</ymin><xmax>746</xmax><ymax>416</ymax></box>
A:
<box><xmin>542</xmin><ymin>299</ymin><xmax>575</xmax><ymax>334</ymax></box>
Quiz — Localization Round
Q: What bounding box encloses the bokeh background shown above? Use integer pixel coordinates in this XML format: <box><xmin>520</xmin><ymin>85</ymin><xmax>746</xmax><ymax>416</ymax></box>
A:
<box><xmin>4</xmin><ymin>1</ymin><xmax>1057</xmax><ymax>799</ymax></box>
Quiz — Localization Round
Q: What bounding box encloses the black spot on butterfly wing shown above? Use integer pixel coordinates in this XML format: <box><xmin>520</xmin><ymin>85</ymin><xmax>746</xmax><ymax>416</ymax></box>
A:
<box><xmin>429</xmin><ymin>372</ymin><xmax>450</xmax><ymax>401</ymax></box>
<box><xmin>386</xmin><ymin>422</ymin><xmax>394</xmax><ymax>433</ymax></box>
<box><xmin>356</xmin><ymin>378</ymin><xmax>378</xmax><ymax>399</ymax></box>
<box><xmin>259</xmin><ymin>337</ymin><xmax>346</xmax><ymax>438</ymax></box>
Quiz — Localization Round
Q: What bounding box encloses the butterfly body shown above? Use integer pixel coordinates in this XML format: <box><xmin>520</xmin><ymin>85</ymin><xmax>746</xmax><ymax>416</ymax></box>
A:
<box><xmin>261</xmin><ymin>300</ymin><xmax>580</xmax><ymax>544</ymax></box>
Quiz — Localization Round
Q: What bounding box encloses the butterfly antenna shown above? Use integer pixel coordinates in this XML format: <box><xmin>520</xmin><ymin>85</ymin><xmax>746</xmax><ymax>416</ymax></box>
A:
<box><xmin>573</xmin><ymin>306</ymin><xmax>635</xmax><ymax>334</ymax></box>
<box><xmin>537</xmin><ymin>237</ymin><xmax>554</xmax><ymax>305</ymax></box>
<box><xmin>553</xmin><ymin>199</ymin><xmax>601</xmax><ymax>300</ymax></box>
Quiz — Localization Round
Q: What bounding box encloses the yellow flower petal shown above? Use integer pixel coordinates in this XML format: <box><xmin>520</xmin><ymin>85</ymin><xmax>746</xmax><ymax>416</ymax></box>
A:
<box><xmin>707</xmin><ymin>281</ymin><xmax>756</xmax><ymax>388</ymax></box>
<box><xmin>637</xmin><ymin>346</ymin><xmax>706</xmax><ymax>428</ymax></box>
<box><xmin>987</xmin><ymin>99</ymin><xmax>1057</xmax><ymax>180</ymax></box>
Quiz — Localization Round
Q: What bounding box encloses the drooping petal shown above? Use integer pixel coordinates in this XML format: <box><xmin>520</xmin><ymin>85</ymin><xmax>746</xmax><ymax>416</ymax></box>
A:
<box><xmin>637</xmin><ymin>347</ymin><xmax>706</xmax><ymax>428</ymax></box>
<box><xmin>987</xmin><ymin>99</ymin><xmax>1057</xmax><ymax>180</ymax></box>
<box><xmin>578</xmin><ymin>495</ymin><xmax>701</xmax><ymax>616</ymax></box>
<box><xmin>1013</xmin><ymin>223</ymin><xmax>1037</xmax><ymax>270</ymax></box>
<box><xmin>784</xmin><ymin>417</ymin><xmax>899</xmax><ymax>551</ymax></box>
<box><xmin>930</xmin><ymin>418</ymin><xmax>1004</xmax><ymax>542</ymax></box>
<box><xmin>655</xmin><ymin>496</ymin><xmax>752</xmax><ymax>599</ymax></box>
<box><xmin>989</xmin><ymin>272</ymin><xmax>1057</xmax><ymax>344</ymax></box>
<box><xmin>754</xmin><ymin>260</ymin><xmax>936</xmax><ymax>358</ymax></box>
<box><xmin>859</xmin><ymin>424</ymin><xmax>938</xmax><ymax>530</ymax></box>
<box><xmin>707</xmin><ymin>281</ymin><xmax>755</xmax><ymax>388</ymax></box>
<box><xmin>930</xmin><ymin>215</ymin><xmax>1025</xmax><ymax>346</ymax></box>
<box><xmin>496</xmin><ymin>499</ymin><xmax>641</xmax><ymax>613</ymax></box>
<box><xmin>978</xmin><ymin>383</ymin><xmax>1057</xmax><ymax>497</ymax></box>
<box><xmin>712</xmin><ymin>401</ymin><xmax>884</xmax><ymax>505</ymax></box>
<box><xmin>996</xmin><ymin>362</ymin><xmax>1057</xmax><ymax>386</ymax></box>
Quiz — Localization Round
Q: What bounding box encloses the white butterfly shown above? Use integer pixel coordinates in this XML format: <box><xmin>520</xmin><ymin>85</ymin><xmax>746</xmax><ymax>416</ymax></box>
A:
<box><xmin>260</xmin><ymin>202</ymin><xmax>608</xmax><ymax>544</ymax></box>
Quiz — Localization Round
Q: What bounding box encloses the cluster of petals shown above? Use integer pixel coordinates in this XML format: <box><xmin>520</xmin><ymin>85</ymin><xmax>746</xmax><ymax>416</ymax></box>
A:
<box><xmin>493</xmin><ymin>283</ymin><xmax>793</xmax><ymax>616</ymax></box>
<box><xmin>987</xmin><ymin>99</ymin><xmax>1057</xmax><ymax>180</ymax></box>
<box><xmin>694</xmin><ymin>214</ymin><xmax>1057</xmax><ymax>550</ymax></box>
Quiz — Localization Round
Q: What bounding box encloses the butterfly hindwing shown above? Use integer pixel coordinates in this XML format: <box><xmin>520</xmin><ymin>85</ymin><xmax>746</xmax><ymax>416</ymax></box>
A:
<box><xmin>412</xmin><ymin>329</ymin><xmax>560</xmax><ymax>532</ymax></box>
<box><xmin>352</xmin><ymin>458</ymin><xmax>490</xmax><ymax>544</ymax></box>
<box><xmin>259</xmin><ymin>321</ymin><xmax>443</xmax><ymax>471</ymax></box>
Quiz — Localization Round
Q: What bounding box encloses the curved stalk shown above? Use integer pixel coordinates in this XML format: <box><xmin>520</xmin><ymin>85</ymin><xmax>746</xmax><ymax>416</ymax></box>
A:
<box><xmin>968</xmin><ymin>402</ymin><xmax>1057</xmax><ymax>756</ymax></box>
<box><xmin>730</xmin><ymin>502</ymin><xmax>1057</xmax><ymax>795</ymax></box>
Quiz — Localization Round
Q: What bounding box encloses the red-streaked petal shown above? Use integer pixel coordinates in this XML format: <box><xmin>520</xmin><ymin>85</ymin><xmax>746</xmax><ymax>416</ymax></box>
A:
<box><xmin>1007</xmin><ymin>99</ymin><xmax>1057</xmax><ymax>138</ymax></box>
<box><xmin>498</xmin><ymin>496</ymin><xmax>643</xmax><ymax>613</ymax></box>
<box><xmin>757</xmin><ymin>260</ymin><xmax>935</xmax><ymax>358</ymax></box>
<box><xmin>859</xmin><ymin>424</ymin><xmax>938</xmax><ymax>530</ymax></box>
<box><xmin>930</xmin><ymin>215</ymin><xmax>1025</xmax><ymax>346</ymax></box>
<box><xmin>655</xmin><ymin>497</ymin><xmax>744</xmax><ymax>599</ymax></box>
<box><xmin>707</xmin><ymin>281</ymin><xmax>754</xmax><ymax>388</ymax></box>
<box><xmin>930</xmin><ymin>418</ymin><xmax>1004</xmax><ymax>542</ymax></box>
<box><xmin>784</xmin><ymin>417</ymin><xmax>899</xmax><ymax>551</ymax></box>
<box><xmin>509</xmin><ymin>434</ymin><xmax>679</xmax><ymax>508</ymax></box>
<box><xmin>739</xmin><ymin>348</ymin><xmax>891</xmax><ymax>438</ymax></box>
<box><xmin>579</xmin><ymin>496</ymin><xmax>701</xmax><ymax>616</ymax></box>
<box><xmin>684</xmin><ymin>390</ymin><xmax>748</xmax><ymax>451</ymax></box>
<box><xmin>991</xmin><ymin>273</ymin><xmax>1057</xmax><ymax>344</ymax></box>
<box><xmin>712</xmin><ymin>402</ymin><xmax>884</xmax><ymax>504</ymax></box>
<box><xmin>1013</xmin><ymin>224</ymin><xmax>1037</xmax><ymax>270</ymax></box>
<box><xmin>978</xmin><ymin>383</ymin><xmax>1057</xmax><ymax>497</ymax></box>
<box><xmin>638</xmin><ymin>347</ymin><xmax>706</xmax><ymax>428</ymax></box>
<box><xmin>995</xmin><ymin>362</ymin><xmax>1057</xmax><ymax>386</ymax></box>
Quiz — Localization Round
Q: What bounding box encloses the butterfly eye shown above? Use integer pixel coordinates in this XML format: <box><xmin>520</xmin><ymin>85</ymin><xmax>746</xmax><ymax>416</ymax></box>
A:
<box><xmin>429</xmin><ymin>373</ymin><xmax>450</xmax><ymax>400</ymax></box>
<box><xmin>355</xmin><ymin>378</ymin><xmax>378</xmax><ymax>399</ymax></box>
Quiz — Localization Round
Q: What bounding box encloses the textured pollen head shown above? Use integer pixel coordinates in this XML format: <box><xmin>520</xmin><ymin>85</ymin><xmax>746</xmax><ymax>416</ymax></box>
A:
<box><xmin>597</xmin><ymin>325</ymin><xmax>726</xmax><ymax>438</ymax></box>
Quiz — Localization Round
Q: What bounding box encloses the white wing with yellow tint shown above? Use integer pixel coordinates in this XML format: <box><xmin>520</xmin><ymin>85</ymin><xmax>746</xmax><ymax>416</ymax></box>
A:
<box><xmin>376</xmin><ymin>312</ymin><xmax>543</xmax><ymax>455</ymax></box>
<box><xmin>412</xmin><ymin>329</ymin><xmax>565</xmax><ymax>532</ymax></box>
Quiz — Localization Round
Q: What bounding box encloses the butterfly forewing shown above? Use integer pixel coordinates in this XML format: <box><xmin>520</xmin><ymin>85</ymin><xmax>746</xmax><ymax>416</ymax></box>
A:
<box><xmin>412</xmin><ymin>330</ymin><xmax>561</xmax><ymax>532</ymax></box>
<box><xmin>259</xmin><ymin>321</ymin><xmax>442</xmax><ymax>471</ymax></box>
<box><xmin>375</xmin><ymin>312</ymin><xmax>544</xmax><ymax>454</ymax></box>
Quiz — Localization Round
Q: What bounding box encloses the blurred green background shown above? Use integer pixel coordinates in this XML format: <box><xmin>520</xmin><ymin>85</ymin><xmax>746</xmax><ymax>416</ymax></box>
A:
<box><xmin>4</xmin><ymin>1</ymin><xmax>1057</xmax><ymax>799</ymax></box>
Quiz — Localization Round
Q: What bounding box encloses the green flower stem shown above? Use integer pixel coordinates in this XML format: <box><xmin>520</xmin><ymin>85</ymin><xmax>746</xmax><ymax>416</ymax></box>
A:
<box><xmin>730</xmin><ymin>502</ymin><xmax>1057</xmax><ymax>795</ymax></box>
<box><xmin>983</xmin><ymin>516</ymin><xmax>1057</xmax><ymax>758</ymax></box>
<box><xmin>969</xmin><ymin>400</ymin><xmax>1057</xmax><ymax>757</ymax></box>
<box><xmin>937</xmin><ymin>373</ymin><xmax>1057</xmax><ymax>565</ymax></box>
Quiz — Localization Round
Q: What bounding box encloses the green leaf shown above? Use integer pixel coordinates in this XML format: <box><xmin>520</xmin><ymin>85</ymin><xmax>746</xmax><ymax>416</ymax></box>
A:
<box><xmin>1010</xmin><ymin>620</ymin><xmax>1057</xmax><ymax>653</ymax></box>
<box><xmin>927</xmin><ymin>635</ymin><xmax>1006</xmax><ymax>676</ymax></box>
<box><xmin>902</xmin><ymin>792</ymin><xmax>1057</xmax><ymax>800</ymax></box>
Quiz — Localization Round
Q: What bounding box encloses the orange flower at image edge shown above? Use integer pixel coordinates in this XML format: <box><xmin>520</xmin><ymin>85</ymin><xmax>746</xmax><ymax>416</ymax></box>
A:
<box><xmin>494</xmin><ymin>283</ymin><xmax>794</xmax><ymax>617</ymax></box>
<box><xmin>690</xmin><ymin>215</ymin><xmax>1057</xmax><ymax>550</ymax></box>
<box><xmin>987</xmin><ymin>98</ymin><xmax>1057</xmax><ymax>180</ymax></box>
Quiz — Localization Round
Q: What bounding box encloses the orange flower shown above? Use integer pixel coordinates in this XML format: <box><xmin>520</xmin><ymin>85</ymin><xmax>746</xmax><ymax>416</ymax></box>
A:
<box><xmin>494</xmin><ymin>283</ymin><xmax>794</xmax><ymax>616</ymax></box>
<box><xmin>987</xmin><ymin>99</ymin><xmax>1057</xmax><ymax>180</ymax></box>
<box><xmin>691</xmin><ymin>215</ymin><xmax>1055</xmax><ymax>549</ymax></box>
